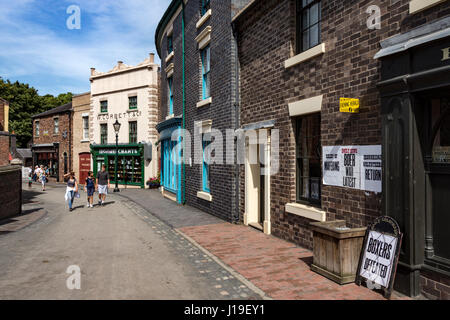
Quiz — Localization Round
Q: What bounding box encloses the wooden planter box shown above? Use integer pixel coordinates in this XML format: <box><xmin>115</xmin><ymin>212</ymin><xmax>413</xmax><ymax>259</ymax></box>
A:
<box><xmin>310</xmin><ymin>220</ymin><xmax>366</xmax><ymax>284</ymax></box>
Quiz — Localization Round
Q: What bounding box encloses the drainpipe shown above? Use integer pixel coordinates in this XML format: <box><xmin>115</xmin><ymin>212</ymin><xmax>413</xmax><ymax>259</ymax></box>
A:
<box><xmin>232</xmin><ymin>21</ymin><xmax>240</xmax><ymax>224</ymax></box>
<box><xmin>182</xmin><ymin>0</ymin><xmax>186</xmax><ymax>205</ymax></box>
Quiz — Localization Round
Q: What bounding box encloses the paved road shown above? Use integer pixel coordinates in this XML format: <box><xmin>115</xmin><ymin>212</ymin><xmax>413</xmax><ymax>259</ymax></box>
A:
<box><xmin>0</xmin><ymin>184</ymin><xmax>262</xmax><ymax>300</ymax></box>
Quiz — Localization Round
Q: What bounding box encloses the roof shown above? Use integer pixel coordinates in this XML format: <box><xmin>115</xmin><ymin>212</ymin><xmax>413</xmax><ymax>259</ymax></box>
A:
<box><xmin>0</xmin><ymin>97</ymin><xmax>9</xmax><ymax>104</ymax></box>
<box><xmin>32</xmin><ymin>102</ymin><xmax>72</xmax><ymax>119</ymax></box>
<box><xmin>16</xmin><ymin>148</ymin><xmax>32</xmax><ymax>159</ymax></box>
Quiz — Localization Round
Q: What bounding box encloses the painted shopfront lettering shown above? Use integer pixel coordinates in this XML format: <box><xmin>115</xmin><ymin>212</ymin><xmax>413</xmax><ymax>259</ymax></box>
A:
<box><xmin>97</xmin><ymin>110</ymin><xmax>142</xmax><ymax>121</ymax></box>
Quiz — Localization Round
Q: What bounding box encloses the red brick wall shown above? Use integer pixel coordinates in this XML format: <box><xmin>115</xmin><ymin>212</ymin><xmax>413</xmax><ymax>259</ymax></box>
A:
<box><xmin>33</xmin><ymin>112</ymin><xmax>72</xmax><ymax>182</ymax></box>
<box><xmin>0</xmin><ymin>165</ymin><xmax>21</xmax><ymax>220</ymax></box>
<box><xmin>0</xmin><ymin>133</ymin><xmax>9</xmax><ymax>166</ymax></box>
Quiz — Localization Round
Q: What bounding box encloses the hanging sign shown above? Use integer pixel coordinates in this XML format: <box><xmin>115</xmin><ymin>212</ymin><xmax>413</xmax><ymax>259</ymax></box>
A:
<box><xmin>356</xmin><ymin>216</ymin><xmax>402</xmax><ymax>299</ymax></box>
<box><xmin>323</xmin><ymin>145</ymin><xmax>382</xmax><ymax>192</ymax></box>
<box><xmin>340</xmin><ymin>98</ymin><xmax>360</xmax><ymax>113</ymax></box>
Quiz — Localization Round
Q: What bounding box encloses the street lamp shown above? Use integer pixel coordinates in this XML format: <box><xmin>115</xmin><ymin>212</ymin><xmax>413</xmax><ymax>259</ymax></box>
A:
<box><xmin>113</xmin><ymin>120</ymin><xmax>121</xmax><ymax>193</ymax></box>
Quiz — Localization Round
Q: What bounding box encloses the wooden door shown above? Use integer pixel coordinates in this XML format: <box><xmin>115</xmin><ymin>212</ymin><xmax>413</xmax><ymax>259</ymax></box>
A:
<box><xmin>79</xmin><ymin>153</ymin><xmax>91</xmax><ymax>183</ymax></box>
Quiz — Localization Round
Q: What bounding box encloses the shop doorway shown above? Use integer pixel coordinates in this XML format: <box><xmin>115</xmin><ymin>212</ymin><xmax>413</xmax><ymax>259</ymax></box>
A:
<box><xmin>244</xmin><ymin>129</ymin><xmax>271</xmax><ymax>234</ymax></box>
<box><xmin>79</xmin><ymin>153</ymin><xmax>91</xmax><ymax>183</ymax></box>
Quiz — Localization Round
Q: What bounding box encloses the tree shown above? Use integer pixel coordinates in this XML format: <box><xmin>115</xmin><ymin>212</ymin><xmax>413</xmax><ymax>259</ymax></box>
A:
<box><xmin>0</xmin><ymin>77</ymin><xmax>73</xmax><ymax>147</ymax></box>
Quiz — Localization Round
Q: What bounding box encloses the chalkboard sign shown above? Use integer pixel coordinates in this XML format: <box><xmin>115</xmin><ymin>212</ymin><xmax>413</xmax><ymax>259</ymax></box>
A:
<box><xmin>355</xmin><ymin>216</ymin><xmax>402</xmax><ymax>299</ymax></box>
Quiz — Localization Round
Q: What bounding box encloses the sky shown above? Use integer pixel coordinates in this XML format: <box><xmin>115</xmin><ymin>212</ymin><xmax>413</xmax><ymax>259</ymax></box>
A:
<box><xmin>0</xmin><ymin>0</ymin><xmax>171</xmax><ymax>96</ymax></box>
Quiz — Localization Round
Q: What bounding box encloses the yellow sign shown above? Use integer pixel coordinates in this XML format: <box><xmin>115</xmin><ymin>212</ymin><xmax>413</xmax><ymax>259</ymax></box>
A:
<box><xmin>340</xmin><ymin>98</ymin><xmax>360</xmax><ymax>113</ymax></box>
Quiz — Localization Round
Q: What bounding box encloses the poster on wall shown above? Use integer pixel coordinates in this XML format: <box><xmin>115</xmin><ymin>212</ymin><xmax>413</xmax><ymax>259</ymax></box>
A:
<box><xmin>322</xmin><ymin>145</ymin><xmax>382</xmax><ymax>193</ymax></box>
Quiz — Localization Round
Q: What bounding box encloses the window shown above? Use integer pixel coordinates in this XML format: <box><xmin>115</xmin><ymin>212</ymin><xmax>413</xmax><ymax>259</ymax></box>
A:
<box><xmin>100</xmin><ymin>100</ymin><xmax>108</xmax><ymax>113</ymax></box>
<box><xmin>201</xmin><ymin>0</ymin><xmax>210</xmax><ymax>16</ymax></box>
<box><xmin>83</xmin><ymin>116</ymin><xmax>89</xmax><ymax>140</ymax></box>
<box><xmin>129</xmin><ymin>96</ymin><xmax>137</xmax><ymax>110</ymax></box>
<box><xmin>296</xmin><ymin>113</ymin><xmax>321</xmax><ymax>205</ymax></box>
<box><xmin>129</xmin><ymin>121</ymin><xmax>137</xmax><ymax>143</ymax></box>
<box><xmin>168</xmin><ymin>77</ymin><xmax>174</xmax><ymax>115</ymax></box>
<box><xmin>167</xmin><ymin>35</ymin><xmax>173</xmax><ymax>54</ymax></box>
<box><xmin>100</xmin><ymin>124</ymin><xmax>108</xmax><ymax>144</ymax></box>
<box><xmin>201</xmin><ymin>45</ymin><xmax>211</xmax><ymax>100</ymax></box>
<box><xmin>35</xmin><ymin>121</ymin><xmax>40</xmax><ymax>136</ymax></box>
<box><xmin>202</xmin><ymin>135</ymin><xmax>211</xmax><ymax>193</ymax></box>
<box><xmin>53</xmin><ymin>118</ymin><xmax>59</xmax><ymax>134</ymax></box>
<box><xmin>296</xmin><ymin>0</ymin><xmax>321</xmax><ymax>53</ymax></box>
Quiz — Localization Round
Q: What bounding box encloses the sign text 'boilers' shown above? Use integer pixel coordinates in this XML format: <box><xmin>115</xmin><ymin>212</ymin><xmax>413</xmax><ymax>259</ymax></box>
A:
<box><xmin>97</xmin><ymin>110</ymin><xmax>142</xmax><ymax>121</ymax></box>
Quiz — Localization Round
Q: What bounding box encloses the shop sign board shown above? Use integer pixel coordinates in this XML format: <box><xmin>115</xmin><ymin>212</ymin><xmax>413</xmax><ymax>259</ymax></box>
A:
<box><xmin>98</xmin><ymin>148</ymin><xmax>140</xmax><ymax>155</ymax></box>
<box><xmin>340</xmin><ymin>98</ymin><xmax>360</xmax><ymax>113</ymax></box>
<box><xmin>356</xmin><ymin>216</ymin><xmax>402</xmax><ymax>299</ymax></box>
<box><xmin>322</xmin><ymin>145</ymin><xmax>382</xmax><ymax>193</ymax></box>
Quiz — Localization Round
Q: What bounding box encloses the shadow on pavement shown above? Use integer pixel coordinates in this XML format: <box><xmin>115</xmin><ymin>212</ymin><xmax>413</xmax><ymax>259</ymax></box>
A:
<box><xmin>22</xmin><ymin>189</ymin><xmax>44</xmax><ymax>204</ymax></box>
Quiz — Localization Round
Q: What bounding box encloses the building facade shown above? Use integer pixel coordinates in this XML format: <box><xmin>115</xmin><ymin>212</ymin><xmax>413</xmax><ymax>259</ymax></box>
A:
<box><xmin>89</xmin><ymin>54</ymin><xmax>159</xmax><ymax>188</ymax></box>
<box><xmin>155</xmin><ymin>0</ymin><xmax>253</xmax><ymax>220</ymax></box>
<box><xmin>0</xmin><ymin>97</ymin><xmax>9</xmax><ymax>132</ymax></box>
<box><xmin>72</xmin><ymin>92</ymin><xmax>92</xmax><ymax>183</ymax></box>
<box><xmin>234</xmin><ymin>0</ymin><xmax>450</xmax><ymax>299</ymax></box>
<box><xmin>31</xmin><ymin>103</ymin><xmax>72</xmax><ymax>182</ymax></box>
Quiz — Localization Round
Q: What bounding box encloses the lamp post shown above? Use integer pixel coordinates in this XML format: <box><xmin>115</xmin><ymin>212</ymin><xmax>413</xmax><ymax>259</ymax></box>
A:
<box><xmin>113</xmin><ymin>120</ymin><xmax>121</xmax><ymax>193</ymax></box>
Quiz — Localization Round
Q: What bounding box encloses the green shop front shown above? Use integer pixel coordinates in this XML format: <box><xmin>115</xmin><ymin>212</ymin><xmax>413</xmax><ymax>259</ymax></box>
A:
<box><xmin>90</xmin><ymin>144</ymin><xmax>145</xmax><ymax>188</ymax></box>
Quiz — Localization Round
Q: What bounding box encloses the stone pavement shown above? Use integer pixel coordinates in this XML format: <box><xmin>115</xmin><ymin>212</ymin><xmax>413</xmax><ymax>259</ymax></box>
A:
<box><xmin>120</xmin><ymin>188</ymin><xmax>410</xmax><ymax>300</ymax></box>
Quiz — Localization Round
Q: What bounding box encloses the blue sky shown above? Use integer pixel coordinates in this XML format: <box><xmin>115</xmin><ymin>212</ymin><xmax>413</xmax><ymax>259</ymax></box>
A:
<box><xmin>0</xmin><ymin>0</ymin><xmax>171</xmax><ymax>95</ymax></box>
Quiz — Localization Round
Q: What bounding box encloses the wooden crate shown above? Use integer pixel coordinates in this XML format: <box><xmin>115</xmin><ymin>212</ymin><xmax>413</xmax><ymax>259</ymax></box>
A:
<box><xmin>310</xmin><ymin>220</ymin><xmax>366</xmax><ymax>284</ymax></box>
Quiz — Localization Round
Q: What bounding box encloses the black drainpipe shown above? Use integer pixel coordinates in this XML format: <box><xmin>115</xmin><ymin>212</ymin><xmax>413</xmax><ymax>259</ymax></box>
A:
<box><xmin>232</xmin><ymin>21</ymin><xmax>240</xmax><ymax>224</ymax></box>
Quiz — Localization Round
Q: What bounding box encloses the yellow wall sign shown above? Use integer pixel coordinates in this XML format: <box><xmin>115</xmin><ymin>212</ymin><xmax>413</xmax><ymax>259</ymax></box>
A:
<box><xmin>340</xmin><ymin>98</ymin><xmax>360</xmax><ymax>113</ymax></box>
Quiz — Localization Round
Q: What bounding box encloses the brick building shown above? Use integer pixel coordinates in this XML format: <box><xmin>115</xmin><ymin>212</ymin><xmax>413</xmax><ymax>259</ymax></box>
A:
<box><xmin>155</xmin><ymin>0</ymin><xmax>251</xmax><ymax>220</ymax></box>
<box><xmin>233</xmin><ymin>0</ymin><xmax>450</xmax><ymax>299</ymax></box>
<box><xmin>72</xmin><ymin>92</ymin><xmax>92</xmax><ymax>183</ymax></box>
<box><xmin>31</xmin><ymin>103</ymin><xmax>72</xmax><ymax>182</ymax></box>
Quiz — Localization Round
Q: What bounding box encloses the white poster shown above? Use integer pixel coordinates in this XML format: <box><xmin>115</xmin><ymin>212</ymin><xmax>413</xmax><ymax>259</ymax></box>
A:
<box><xmin>359</xmin><ymin>231</ymin><xmax>398</xmax><ymax>288</ymax></box>
<box><xmin>322</xmin><ymin>145</ymin><xmax>382</xmax><ymax>193</ymax></box>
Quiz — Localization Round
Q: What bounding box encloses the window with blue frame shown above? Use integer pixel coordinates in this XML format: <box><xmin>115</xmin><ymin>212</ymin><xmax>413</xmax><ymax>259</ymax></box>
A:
<box><xmin>168</xmin><ymin>77</ymin><xmax>173</xmax><ymax>115</ymax></box>
<box><xmin>167</xmin><ymin>35</ymin><xmax>173</xmax><ymax>54</ymax></box>
<box><xmin>201</xmin><ymin>45</ymin><xmax>210</xmax><ymax>100</ymax></box>
<box><xmin>202</xmin><ymin>135</ymin><xmax>211</xmax><ymax>193</ymax></box>
<box><xmin>201</xmin><ymin>0</ymin><xmax>210</xmax><ymax>16</ymax></box>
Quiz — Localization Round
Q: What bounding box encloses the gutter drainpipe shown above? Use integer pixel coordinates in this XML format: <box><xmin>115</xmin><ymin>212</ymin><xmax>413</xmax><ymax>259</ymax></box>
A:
<box><xmin>182</xmin><ymin>0</ymin><xmax>186</xmax><ymax>205</ymax></box>
<box><xmin>232</xmin><ymin>21</ymin><xmax>240</xmax><ymax>224</ymax></box>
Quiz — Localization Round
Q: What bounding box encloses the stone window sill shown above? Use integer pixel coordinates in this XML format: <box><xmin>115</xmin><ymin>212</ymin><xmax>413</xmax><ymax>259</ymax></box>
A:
<box><xmin>196</xmin><ymin>9</ymin><xmax>211</xmax><ymax>29</ymax></box>
<box><xmin>127</xmin><ymin>108</ymin><xmax>138</xmax><ymax>112</ymax></box>
<box><xmin>197</xmin><ymin>191</ymin><xmax>212</xmax><ymax>202</ymax></box>
<box><xmin>409</xmin><ymin>0</ymin><xmax>447</xmax><ymax>14</ymax></box>
<box><xmin>285</xmin><ymin>202</ymin><xmax>326</xmax><ymax>222</ymax></box>
<box><xmin>81</xmin><ymin>139</ymin><xmax>90</xmax><ymax>143</ymax></box>
<box><xmin>284</xmin><ymin>43</ymin><xmax>326</xmax><ymax>69</ymax></box>
<box><xmin>166</xmin><ymin>114</ymin><xmax>175</xmax><ymax>120</ymax></box>
<box><xmin>196</xmin><ymin>97</ymin><xmax>212</xmax><ymax>108</ymax></box>
<box><xmin>165</xmin><ymin>51</ymin><xmax>174</xmax><ymax>63</ymax></box>
<box><xmin>195</xmin><ymin>26</ymin><xmax>211</xmax><ymax>50</ymax></box>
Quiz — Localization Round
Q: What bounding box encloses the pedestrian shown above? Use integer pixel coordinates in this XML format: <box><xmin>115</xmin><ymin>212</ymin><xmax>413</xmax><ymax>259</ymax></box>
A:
<box><xmin>41</xmin><ymin>169</ymin><xmax>47</xmax><ymax>191</ymax></box>
<box><xmin>96</xmin><ymin>164</ymin><xmax>110</xmax><ymax>206</ymax></box>
<box><xmin>85</xmin><ymin>171</ymin><xmax>95</xmax><ymax>208</ymax></box>
<box><xmin>28</xmin><ymin>169</ymin><xmax>33</xmax><ymax>188</ymax></box>
<box><xmin>33</xmin><ymin>165</ymin><xmax>39</xmax><ymax>182</ymax></box>
<box><xmin>64</xmin><ymin>172</ymin><xmax>78</xmax><ymax>212</ymax></box>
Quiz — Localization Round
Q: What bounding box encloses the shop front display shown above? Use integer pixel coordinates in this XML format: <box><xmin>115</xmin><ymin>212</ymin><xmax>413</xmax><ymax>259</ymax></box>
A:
<box><xmin>31</xmin><ymin>143</ymin><xmax>60</xmax><ymax>181</ymax></box>
<box><xmin>91</xmin><ymin>144</ymin><xmax>145</xmax><ymax>188</ymax></box>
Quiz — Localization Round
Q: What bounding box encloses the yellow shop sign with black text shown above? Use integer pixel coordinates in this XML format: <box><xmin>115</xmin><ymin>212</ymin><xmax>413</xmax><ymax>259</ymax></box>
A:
<box><xmin>340</xmin><ymin>98</ymin><xmax>360</xmax><ymax>113</ymax></box>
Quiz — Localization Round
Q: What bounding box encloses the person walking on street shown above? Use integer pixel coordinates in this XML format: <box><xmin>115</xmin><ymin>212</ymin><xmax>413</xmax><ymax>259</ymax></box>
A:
<box><xmin>85</xmin><ymin>171</ymin><xmax>95</xmax><ymax>208</ymax></box>
<box><xmin>96</xmin><ymin>165</ymin><xmax>110</xmax><ymax>206</ymax></box>
<box><xmin>64</xmin><ymin>172</ymin><xmax>78</xmax><ymax>212</ymax></box>
<box><xmin>41</xmin><ymin>169</ymin><xmax>47</xmax><ymax>191</ymax></box>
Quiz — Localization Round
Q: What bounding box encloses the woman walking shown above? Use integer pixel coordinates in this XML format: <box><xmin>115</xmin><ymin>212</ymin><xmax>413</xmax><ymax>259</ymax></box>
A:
<box><xmin>64</xmin><ymin>172</ymin><xmax>78</xmax><ymax>212</ymax></box>
<box><xmin>41</xmin><ymin>169</ymin><xmax>47</xmax><ymax>191</ymax></box>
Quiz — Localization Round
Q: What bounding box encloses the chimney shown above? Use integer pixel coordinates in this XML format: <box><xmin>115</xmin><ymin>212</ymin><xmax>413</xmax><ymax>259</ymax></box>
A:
<box><xmin>9</xmin><ymin>134</ymin><xmax>17</xmax><ymax>157</ymax></box>
<box><xmin>90</xmin><ymin>67</ymin><xmax>96</xmax><ymax>76</ymax></box>
<box><xmin>118</xmin><ymin>61</ymin><xmax>123</xmax><ymax>68</ymax></box>
<box><xmin>149</xmin><ymin>53</ymin><xmax>155</xmax><ymax>64</ymax></box>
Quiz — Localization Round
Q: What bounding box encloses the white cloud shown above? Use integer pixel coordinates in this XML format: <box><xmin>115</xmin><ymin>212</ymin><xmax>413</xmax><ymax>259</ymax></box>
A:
<box><xmin>0</xmin><ymin>0</ymin><xmax>170</xmax><ymax>95</ymax></box>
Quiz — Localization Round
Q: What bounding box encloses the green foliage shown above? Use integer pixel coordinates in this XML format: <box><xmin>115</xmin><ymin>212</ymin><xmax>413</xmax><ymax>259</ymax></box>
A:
<box><xmin>0</xmin><ymin>77</ymin><xmax>73</xmax><ymax>147</ymax></box>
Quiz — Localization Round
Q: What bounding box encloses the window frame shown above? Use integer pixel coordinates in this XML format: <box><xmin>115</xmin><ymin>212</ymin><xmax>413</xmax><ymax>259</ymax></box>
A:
<box><xmin>100</xmin><ymin>100</ymin><xmax>108</xmax><ymax>113</ymax></box>
<box><xmin>167</xmin><ymin>35</ymin><xmax>173</xmax><ymax>54</ymax></box>
<box><xmin>201</xmin><ymin>45</ymin><xmax>211</xmax><ymax>100</ymax></box>
<box><xmin>295</xmin><ymin>113</ymin><xmax>322</xmax><ymax>206</ymax></box>
<box><xmin>129</xmin><ymin>121</ymin><xmax>138</xmax><ymax>144</ymax></box>
<box><xmin>129</xmin><ymin>96</ymin><xmax>138</xmax><ymax>110</ymax></box>
<box><xmin>168</xmin><ymin>77</ymin><xmax>174</xmax><ymax>115</ymax></box>
<box><xmin>296</xmin><ymin>0</ymin><xmax>322</xmax><ymax>54</ymax></box>
<box><xmin>202</xmin><ymin>135</ymin><xmax>211</xmax><ymax>193</ymax></box>
<box><xmin>100</xmin><ymin>123</ymin><xmax>108</xmax><ymax>145</ymax></box>
<box><xmin>201</xmin><ymin>0</ymin><xmax>210</xmax><ymax>16</ymax></box>
<box><xmin>35</xmin><ymin>121</ymin><xmax>40</xmax><ymax>137</ymax></box>
<box><xmin>82</xmin><ymin>116</ymin><xmax>89</xmax><ymax>140</ymax></box>
<box><xmin>53</xmin><ymin>117</ymin><xmax>59</xmax><ymax>135</ymax></box>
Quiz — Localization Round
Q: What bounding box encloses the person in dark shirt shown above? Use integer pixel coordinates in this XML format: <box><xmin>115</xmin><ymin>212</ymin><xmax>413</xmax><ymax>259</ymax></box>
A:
<box><xmin>85</xmin><ymin>171</ymin><xmax>95</xmax><ymax>208</ymax></box>
<box><xmin>96</xmin><ymin>164</ymin><xmax>110</xmax><ymax>206</ymax></box>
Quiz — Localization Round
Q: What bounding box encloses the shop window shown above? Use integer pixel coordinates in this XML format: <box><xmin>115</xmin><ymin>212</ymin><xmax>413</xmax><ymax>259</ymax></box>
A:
<box><xmin>54</xmin><ymin>118</ymin><xmax>59</xmax><ymax>134</ymax></box>
<box><xmin>100</xmin><ymin>100</ymin><xmax>108</xmax><ymax>113</ymax></box>
<box><xmin>35</xmin><ymin>121</ymin><xmax>40</xmax><ymax>137</ymax></box>
<box><xmin>129</xmin><ymin>121</ymin><xmax>138</xmax><ymax>143</ymax></box>
<box><xmin>168</xmin><ymin>77</ymin><xmax>174</xmax><ymax>115</ymax></box>
<box><xmin>162</xmin><ymin>139</ymin><xmax>178</xmax><ymax>193</ymax></box>
<box><xmin>296</xmin><ymin>0</ymin><xmax>321</xmax><ymax>54</ymax></box>
<box><xmin>202</xmin><ymin>136</ymin><xmax>211</xmax><ymax>193</ymax></box>
<box><xmin>296</xmin><ymin>113</ymin><xmax>321</xmax><ymax>205</ymax></box>
<box><xmin>83</xmin><ymin>116</ymin><xmax>89</xmax><ymax>140</ymax></box>
<box><xmin>201</xmin><ymin>0</ymin><xmax>210</xmax><ymax>16</ymax></box>
<box><xmin>201</xmin><ymin>45</ymin><xmax>211</xmax><ymax>100</ymax></box>
<box><xmin>100</xmin><ymin>124</ymin><xmax>108</xmax><ymax>144</ymax></box>
<box><xmin>431</xmin><ymin>98</ymin><xmax>450</xmax><ymax>163</ymax></box>
<box><xmin>167</xmin><ymin>35</ymin><xmax>173</xmax><ymax>54</ymax></box>
<box><xmin>129</xmin><ymin>96</ymin><xmax>137</xmax><ymax>110</ymax></box>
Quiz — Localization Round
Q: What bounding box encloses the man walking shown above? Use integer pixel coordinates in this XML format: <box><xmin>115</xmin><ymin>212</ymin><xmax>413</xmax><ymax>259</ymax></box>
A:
<box><xmin>96</xmin><ymin>164</ymin><xmax>110</xmax><ymax>206</ymax></box>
